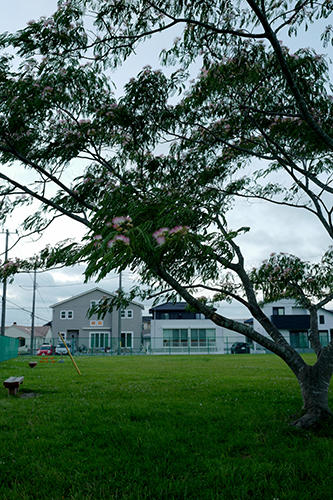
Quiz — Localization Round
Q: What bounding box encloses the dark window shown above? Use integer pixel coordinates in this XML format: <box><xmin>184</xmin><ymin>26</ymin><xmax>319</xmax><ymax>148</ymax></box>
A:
<box><xmin>160</xmin><ymin>313</ymin><xmax>169</xmax><ymax>319</ymax></box>
<box><xmin>290</xmin><ymin>331</ymin><xmax>308</xmax><ymax>348</ymax></box>
<box><xmin>319</xmin><ymin>331</ymin><xmax>329</xmax><ymax>347</ymax></box>
<box><xmin>319</xmin><ymin>315</ymin><xmax>325</xmax><ymax>325</ymax></box>
<box><xmin>273</xmin><ymin>307</ymin><xmax>285</xmax><ymax>316</ymax></box>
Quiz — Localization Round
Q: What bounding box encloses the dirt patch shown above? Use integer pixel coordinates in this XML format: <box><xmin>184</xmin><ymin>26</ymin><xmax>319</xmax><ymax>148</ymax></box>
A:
<box><xmin>19</xmin><ymin>392</ymin><xmax>41</xmax><ymax>399</ymax></box>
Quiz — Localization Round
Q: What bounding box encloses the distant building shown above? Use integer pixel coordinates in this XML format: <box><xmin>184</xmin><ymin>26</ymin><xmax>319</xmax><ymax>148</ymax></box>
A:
<box><xmin>5</xmin><ymin>322</ymin><xmax>52</xmax><ymax>353</ymax></box>
<box><xmin>149</xmin><ymin>302</ymin><xmax>225</xmax><ymax>354</ymax></box>
<box><xmin>50</xmin><ymin>287</ymin><xmax>144</xmax><ymax>353</ymax></box>
<box><xmin>142</xmin><ymin>315</ymin><xmax>152</xmax><ymax>351</ymax></box>
<box><xmin>254</xmin><ymin>299</ymin><xmax>333</xmax><ymax>352</ymax></box>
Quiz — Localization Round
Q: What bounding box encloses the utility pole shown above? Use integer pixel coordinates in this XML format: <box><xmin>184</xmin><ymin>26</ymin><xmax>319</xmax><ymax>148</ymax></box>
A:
<box><xmin>30</xmin><ymin>267</ymin><xmax>37</xmax><ymax>355</ymax></box>
<box><xmin>117</xmin><ymin>271</ymin><xmax>122</xmax><ymax>355</ymax></box>
<box><xmin>1</xmin><ymin>229</ymin><xmax>9</xmax><ymax>336</ymax></box>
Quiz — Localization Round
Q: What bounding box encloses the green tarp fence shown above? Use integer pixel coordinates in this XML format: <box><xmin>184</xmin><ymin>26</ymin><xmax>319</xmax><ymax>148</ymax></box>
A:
<box><xmin>0</xmin><ymin>336</ymin><xmax>19</xmax><ymax>363</ymax></box>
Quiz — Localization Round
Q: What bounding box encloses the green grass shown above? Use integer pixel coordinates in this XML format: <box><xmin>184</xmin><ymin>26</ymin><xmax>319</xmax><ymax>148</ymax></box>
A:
<box><xmin>0</xmin><ymin>354</ymin><xmax>332</xmax><ymax>499</ymax></box>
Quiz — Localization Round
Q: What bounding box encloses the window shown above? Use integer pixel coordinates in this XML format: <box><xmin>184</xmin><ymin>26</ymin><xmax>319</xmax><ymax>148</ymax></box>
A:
<box><xmin>319</xmin><ymin>331</ymin><xmax>329</xmax><ymax>347</ymax></box>
<box><xmin>60</xmin><ymin>310</ymin><xmax>73</xmax><ymax>319</ymax></box>
<box><xmin>191</xmin><ymin>328</ymin><xmax>216</xmax><ymax>347</ymax></box>
<box><xmin>319</xmin><ymin>315</ymin><xmax>325</xmax><ymax>325</ymax></box>
<box><xmin>121</xmin><ymin>332</ymin><xmax>133</xmax><ymax>348</ymax></box>
<box><xmin>90</xmin><ymin>320</ymin><xmax>103</xmax><ymax>326</ymax></box>
<box><xmin>163</xmin><ymin>329</ymin><xmax>188</xmax><ymax>347</ymax></box>
<box><xmin>89</xmin><ymin>332</ymin><xmax>109</xmax><ymax>349</ymax></box>
<box><xmin>195</xmin><ymin>313</ymin><xmax>205</xmax><ymax>319</ymax></box>
<box><xmin>290</xmin><ymin>331</ymin><xmax>308</xmax><ymax>348</ymax></box>
<box><xmin>59</xmin><ymin>332</ymin><xmax>66</xmax><ymax>341</ymax></box>
<box><xmin>121</xmin><ymin>310</ymin><xmax>133</xmax><ymax>319</ymax></box>
<box><xmin>273</xmin><ymin>307</ymin><xmax>285</xmax><ymax>316</ymax></box>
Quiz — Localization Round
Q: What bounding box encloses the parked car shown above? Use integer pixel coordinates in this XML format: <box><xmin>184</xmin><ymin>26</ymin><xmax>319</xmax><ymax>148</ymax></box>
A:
<box><xmin>55</xmin><ymin>341</ymin><xmax>75</xmax><ymax>355</ymax></box>
<box><xmin>18</xmin><ymin>344</ymin><xmax>30</xmax><ymax>354</ymax></box>
<box><xmin>230</xmin><ymin>342</ymin><xmax>250</xmax><ymax>354</ymax></box>
<box><xmin>37</xmin><ymin>344</ymin><xmax>55</xmax><ymax>356</ymax></box>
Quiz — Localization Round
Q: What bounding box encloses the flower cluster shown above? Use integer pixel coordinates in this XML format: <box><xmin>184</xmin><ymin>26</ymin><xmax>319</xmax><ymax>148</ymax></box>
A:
<box><xmin>0</xmin><ymin>259</ymin><xmax>21</xmax><ymax>281</ymax></box>
<box><xmin>107</xmin><ymin>234</ymin><xmax>130</xmax><ymax>247</ymax></box>
<box><xmin>152</xmin><ymin>226</ymin><xmax>189</xmax><ymax>245</ymax></box>
<box><xmin>92</xmin><ymin>216</ymin><xmax>133</xmax><ymax>249</ymax></box>
<box><xmin>112</xmin><ymin>216</ymin><xmax>132</xmax><ymax>230</ymax></box>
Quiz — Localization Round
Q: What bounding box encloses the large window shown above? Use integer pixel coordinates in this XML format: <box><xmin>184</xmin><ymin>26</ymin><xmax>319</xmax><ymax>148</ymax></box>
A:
<box><xmin>163</xmin><ymin>329</ymin><xmax>188</xmax><ymax>347</ymax></box>
<box><xmin>121</xmin><ymin>332</ymin><xmax>133</xmax><ymax>348</ymax></box>
<box><xmin>190</xmin><ymin>329</ymin><xmax>216</xmax><ymax>347</ymax></box>
<box><xmin>319</xmin><ymin>331</ymin><xmax>329</xmax><ymax>347</ymax></box>
<box><xmin>290</xmin><ymin>331</ymin><xmax>308</xmax><ymax>348</ymax></box>
<box><xmin>89</xmin><ymin>332</ymin><xmax>109</xmax><ymax>349</ymax></box>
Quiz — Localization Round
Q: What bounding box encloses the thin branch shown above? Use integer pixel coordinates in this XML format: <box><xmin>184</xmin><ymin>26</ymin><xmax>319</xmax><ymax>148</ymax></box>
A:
<box><xmin>0</xmin><ymin>172</ymin><xmax>91</xmax><ymax>227</ymax></box>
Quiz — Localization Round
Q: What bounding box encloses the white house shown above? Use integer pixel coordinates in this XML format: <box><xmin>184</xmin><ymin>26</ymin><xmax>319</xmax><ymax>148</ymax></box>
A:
<box><xmin>253</xmin><ymin>299</ymin><xmax>333</xmax><ymax>352</ymax></box>
<box><xmin>149</xmin><ymin>302</ymin><xmax>258</xmax><ymax>354</ymax></box>
<box><xmin>5</xmin><ymin>322</ymin><xmax>52</xmax><ymax>353</ymax></box>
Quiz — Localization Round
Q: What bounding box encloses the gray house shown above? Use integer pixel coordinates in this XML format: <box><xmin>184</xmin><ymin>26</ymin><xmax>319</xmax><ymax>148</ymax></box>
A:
<box><xmin>50</xmin><ymin>287</ymin><xmax>144</xmax><ymax>353</ymax></box>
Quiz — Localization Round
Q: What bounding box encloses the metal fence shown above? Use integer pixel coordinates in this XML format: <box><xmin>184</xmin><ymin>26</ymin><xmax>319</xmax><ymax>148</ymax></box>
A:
<box><xmin>18</xmin><ymin>335</ymin><xmax>315</xmax><ymax>357</ymax></box>
<box><xmin>0</xmin><ymin>336</ymin><xmax>19</xmax><ymax>362</ymax></box>
<box><xmin>20</xmin><ymin>336</ymin><xmax>266</xmax><ymax>356</ymax></box>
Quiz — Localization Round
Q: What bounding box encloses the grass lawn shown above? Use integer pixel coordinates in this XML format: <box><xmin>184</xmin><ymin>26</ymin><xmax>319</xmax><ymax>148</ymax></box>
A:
<box><xmin>0</xmin><ymin>354</ymin><xmax>332</xmax><ymax>500</ymax></box>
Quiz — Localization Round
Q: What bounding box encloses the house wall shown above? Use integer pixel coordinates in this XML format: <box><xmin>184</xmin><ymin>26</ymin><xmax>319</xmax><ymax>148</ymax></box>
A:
<box><xmin>150</xmin><ymin>318</ymin><xmax>224</xmax><ymax>354</ymax></box>
<box><xmin>52</xmin><ymin>289</ymin><xmax>113</xmax><ymax>348</ymax></box>
<box><xmin>4</xmin><ymin>325</ymin><xmax>51</xmax><ymax>349</ymax></box>
<box><xmin>51</xmin><ymin>289</ymin><xmax>143</xmax><ymax>352</ymax></box>
<box><xmin>253</xmin><ymin>299</ymin><xmax>333</xmax><ymax>351</ymax></box>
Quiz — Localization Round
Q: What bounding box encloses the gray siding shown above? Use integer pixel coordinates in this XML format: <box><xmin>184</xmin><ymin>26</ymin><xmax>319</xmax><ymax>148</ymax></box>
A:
<box><xmin>50</xmin><ymin>288</ymin><xmax>143</xmax><ymax>351</ymax></box>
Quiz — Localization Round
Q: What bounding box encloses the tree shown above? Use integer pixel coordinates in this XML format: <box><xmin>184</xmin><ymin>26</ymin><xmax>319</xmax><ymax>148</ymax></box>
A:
<box><xmin>0</xmin><ymin>0</ymin><xmax>333</xmax><ymax>428</ymax></box>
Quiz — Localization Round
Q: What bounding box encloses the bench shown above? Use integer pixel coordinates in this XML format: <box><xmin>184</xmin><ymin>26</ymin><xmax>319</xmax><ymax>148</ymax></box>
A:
<box><xmin>3</xmin><ymin>376</ymin><xmax>24</xmax><ymax>395</ymax></box>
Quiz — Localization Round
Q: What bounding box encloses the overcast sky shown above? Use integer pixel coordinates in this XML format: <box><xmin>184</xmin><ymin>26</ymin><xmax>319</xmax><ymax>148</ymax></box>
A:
<box><xmin>0</xmin><ymin>0</ymin><xmax>332</xmax><ymax>327</ymax></box>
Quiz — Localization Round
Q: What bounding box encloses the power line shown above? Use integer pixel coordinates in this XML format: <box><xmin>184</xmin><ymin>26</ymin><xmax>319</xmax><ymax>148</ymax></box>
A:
<box><xmin>0</xmin><ymin>293</ymin><xmax>50</xmax><ymax>323</ymax></box>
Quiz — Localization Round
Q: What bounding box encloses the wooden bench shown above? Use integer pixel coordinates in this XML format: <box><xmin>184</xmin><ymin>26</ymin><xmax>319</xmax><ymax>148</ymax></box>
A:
<box><xmin>3</xmin><ymin>376</ymin><xmax>24</xmax><ymax>395</ymax></box>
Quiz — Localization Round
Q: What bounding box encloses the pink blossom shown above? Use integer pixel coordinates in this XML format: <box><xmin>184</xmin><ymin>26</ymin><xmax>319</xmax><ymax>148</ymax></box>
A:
<box><xmin>112</xmin><ymin>216</ymin><xmax>132</xmax><ymax>229</ymax></box>
<box><xmin>155</xmin><ymin>236</ymin><xmax>166</xmax><ymax>245</ymax></box>
<box><xmin>107</xmin><ymin>235</ymin><xmax>130</xmax><ymax>247</ymax></box>
<box><xmin>153</xmin><ymin>228</ymin><xmax>169</xmax><ymax>239</ymax></box>
<box><xmin>169</xmin><ymin>226</ymin><xmax>189</xmax><ymax>235</ymax></box>
<box><xmin>94</xmin><ymin>235</ymin><xmax>102</xmax><ymax>240</ymax></box>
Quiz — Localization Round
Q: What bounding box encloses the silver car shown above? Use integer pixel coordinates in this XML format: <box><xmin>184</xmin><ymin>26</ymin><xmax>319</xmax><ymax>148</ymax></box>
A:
<box><xmin>55</xmin><ymin>341</ymin><xmax>75</xmax><ymax>355</ymax></box>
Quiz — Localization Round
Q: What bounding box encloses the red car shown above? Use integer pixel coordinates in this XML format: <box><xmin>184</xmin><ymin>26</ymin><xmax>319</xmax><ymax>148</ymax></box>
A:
<box><xmin>37</xmin><ymin>345</ymin><xmax>55</xmax><ymax>356</ymax></box>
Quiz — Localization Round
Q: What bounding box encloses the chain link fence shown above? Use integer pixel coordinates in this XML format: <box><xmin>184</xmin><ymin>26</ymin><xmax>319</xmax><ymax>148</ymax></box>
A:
<box><xmin>0</xmin><ymin>336</ymin><xmax>19</xmax><ymax>362</ymax></box>
<box><xmin>15</xmin><ymin>335</ymin><xmax>314</xmax><ymax>357</ymax></box>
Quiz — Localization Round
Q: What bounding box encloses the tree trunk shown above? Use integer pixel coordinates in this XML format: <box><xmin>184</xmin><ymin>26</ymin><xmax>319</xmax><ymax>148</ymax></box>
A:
<box><xmin>291</xmin><ymin>365</ymin><xmax>333</xmax><ymax>429</ymax></box>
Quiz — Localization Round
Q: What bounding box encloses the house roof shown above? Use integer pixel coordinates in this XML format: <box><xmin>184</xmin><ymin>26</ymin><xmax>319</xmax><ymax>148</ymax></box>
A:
<box><xmin>149</xmin><ymin>302</ymin><xmax>189</xmax><ymax>313</ymax></box>
<box><xmin>49</xmin><ymin>286</ymin><xmax>144</xmax><ymax>309</ymax></box>
<box><xmin>5</xmin><ymin>324</ymin><xmax>51</xmax><ymax>337</ymax></box>
<box><xmin>149</xmin><ymin>302</ymin><xmax>217</xmax><ymax>313</ymax></box>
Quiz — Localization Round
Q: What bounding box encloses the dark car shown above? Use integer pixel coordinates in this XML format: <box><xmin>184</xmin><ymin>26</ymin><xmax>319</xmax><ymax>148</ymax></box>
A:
<box><xmin>230</xmin><ymin>342</ymin><xmax>250</xmax><ymax>354</ymax></box>
<box><xmin>37</xmin><ymin>344</ymin><xmax>55</xmax><ymax>356</ymax></box>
